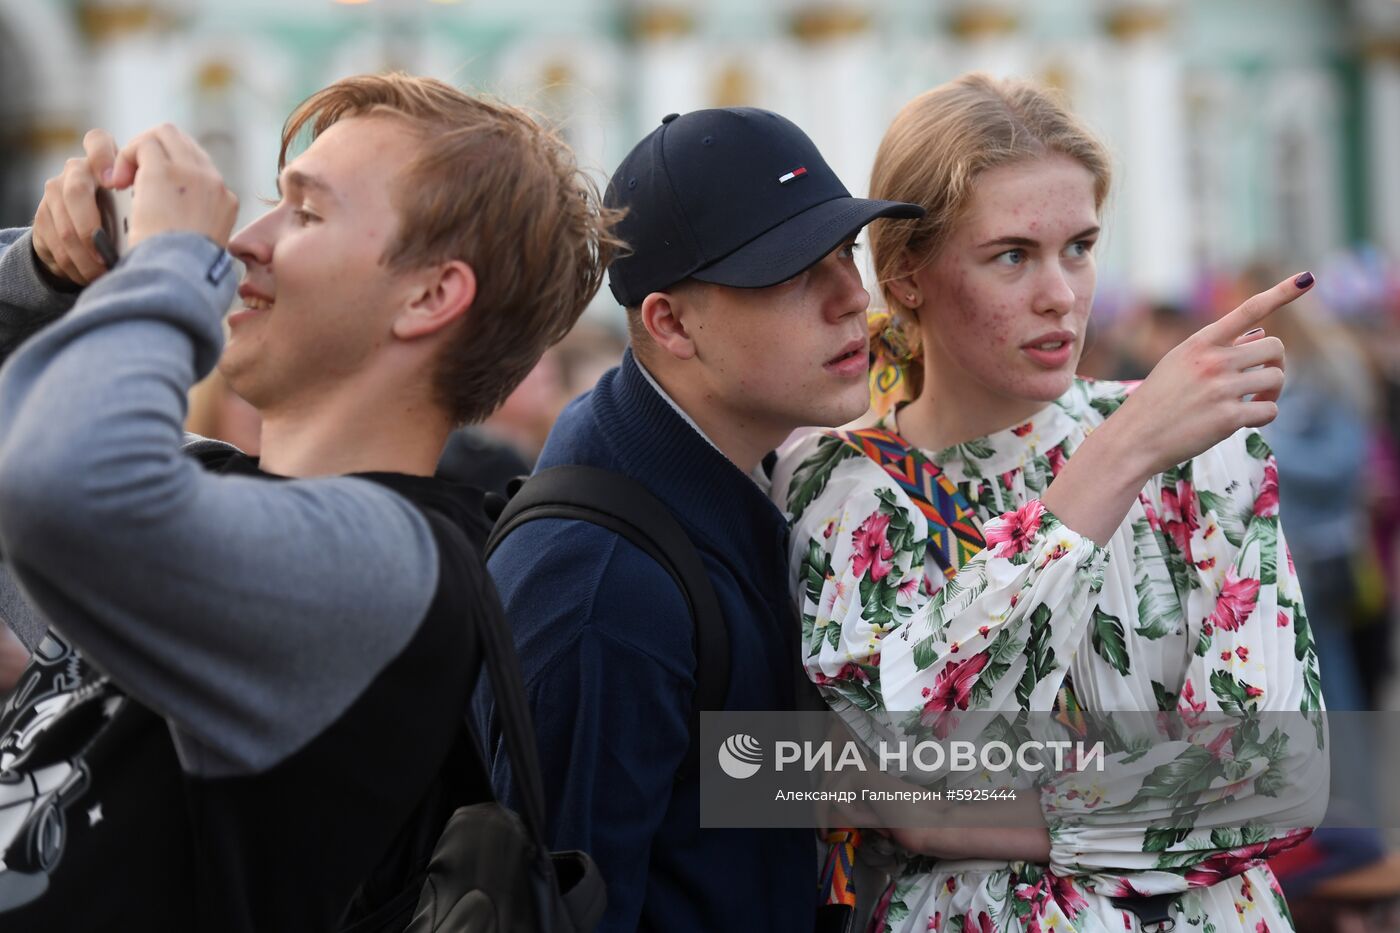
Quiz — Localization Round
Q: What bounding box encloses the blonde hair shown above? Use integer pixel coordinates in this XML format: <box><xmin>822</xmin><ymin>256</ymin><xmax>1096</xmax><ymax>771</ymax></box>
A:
<box><xmin>867</xmin><ymin>73</ymin><xmax>1112</xmax><ymax>394</ymax></box>
<box><xmin>281</xmin><ymin>73</ymin><xmax>625</xmax><ymax>424</ymax></box>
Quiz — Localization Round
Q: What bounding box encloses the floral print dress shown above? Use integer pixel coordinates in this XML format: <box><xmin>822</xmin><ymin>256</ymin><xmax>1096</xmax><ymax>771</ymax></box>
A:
<box><xmin>773</xmin><ymin>378</ymin><xmax>1326</xmax><ymax>933</ymax></box>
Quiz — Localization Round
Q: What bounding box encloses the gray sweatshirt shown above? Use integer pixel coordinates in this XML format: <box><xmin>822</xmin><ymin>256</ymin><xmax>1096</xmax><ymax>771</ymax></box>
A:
<box><xmin>0</xmin><ymin>228</ymin><xmax>446</xmax><ymax>779</ymax></box>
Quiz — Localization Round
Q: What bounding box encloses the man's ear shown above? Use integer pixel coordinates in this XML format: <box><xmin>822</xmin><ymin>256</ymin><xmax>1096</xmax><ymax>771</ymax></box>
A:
<box><xmin>393</xmin><ymin>260</ymin><xmax>476</xmax><ymax>340</ymax></box>
<box><xmin>640</xmin><ymin>289</ymin><xmax>700</xmax><ymax>361</ymax></box>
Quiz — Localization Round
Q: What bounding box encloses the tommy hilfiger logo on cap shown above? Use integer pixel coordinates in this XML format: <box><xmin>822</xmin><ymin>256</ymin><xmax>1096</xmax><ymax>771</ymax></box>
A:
<box><xmin>777</xmin><ymin>167</ymin><xmax>807</xmax><ymax>184</ymax></box>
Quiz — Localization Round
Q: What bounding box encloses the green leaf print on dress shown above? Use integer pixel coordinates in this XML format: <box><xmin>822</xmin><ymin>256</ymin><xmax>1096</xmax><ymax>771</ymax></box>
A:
<box><xmin>1014</xmin><ymin>603</ymin><xmax>1058</xmax><ymax>707</ymax></box>
<box><xmin>786</xmin><ymin>434</ymin><xmax>858</xmax><ymax>518</ymax></box>
<box><xmin>1132</xmin><ymin>518</ymin><xmax>1185</xmax><ymax>639</ymax></box>
<box><xmin>1199</xmin><ymin>489</ymin><xmax>1251</xmax><ymax>550</ymax></box>
<box><xmin>1090</xmin><ymin>606</ymin><xmax>1132</xmax><ymax>675</ymax></box>
<box><xmin>855</xmin><ymin>489</ymin><xmax>921</xmax><ymax>631</ymax></box>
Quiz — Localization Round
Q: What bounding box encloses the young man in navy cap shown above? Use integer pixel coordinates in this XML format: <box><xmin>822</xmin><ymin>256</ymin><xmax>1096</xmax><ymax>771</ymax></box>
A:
<box><xmin>476</xmin><ymin>108</ymin><xmax>922</xmax><ymax>931</ymax></box>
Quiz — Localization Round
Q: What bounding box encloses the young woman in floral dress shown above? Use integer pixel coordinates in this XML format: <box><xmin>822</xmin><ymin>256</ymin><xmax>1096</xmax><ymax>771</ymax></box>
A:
<box><xmin>773</xmin><ymin>74</ymin><xmax>1327</xmax><ymax>932</ymax></box>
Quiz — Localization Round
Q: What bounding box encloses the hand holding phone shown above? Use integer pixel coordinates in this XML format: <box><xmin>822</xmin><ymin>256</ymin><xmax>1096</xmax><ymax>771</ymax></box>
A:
<box><xmin>30</xmin><ymin>129</ymin><xmax>122</xmax><ymax>287</ymax></box>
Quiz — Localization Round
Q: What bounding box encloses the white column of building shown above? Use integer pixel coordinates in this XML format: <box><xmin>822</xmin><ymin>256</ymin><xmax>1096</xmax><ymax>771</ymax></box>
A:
<box><xmin>1364</xmin><ymin>41</ymin><xmax>1400</xmax><ymax>259</ymax></box>
<box><xmin>945</xmin><ymin>1</ymin><xmax>1027</xmax><ymax>80</ymax></box>
<box><xmin>80</xmin><ymin>1</ymin><xmax>185</xmax><ymax>144</ymax></box>
<box><xmin>1102</xmin><ymin>3</ymin><xmax>1191</xmax><ymax>302</ymax></box>
<box><xmin>0</xmin><ymin>0</ymin><xmax>87</xmax><ymax>219</ymax></box>
<box><xmin>782</xmin><ymin>5</ymin><xmax>882</xmax><ymax>199</ymax></box>
<box><xmin>628</xmin><ymin>5</ymin><xmax>707</xmax><ymax>132</ymax></box>
<box><xmin>1355</xmin><ymin>0</ymin><xmax>1400</xmax><ymax>261</ymax></box>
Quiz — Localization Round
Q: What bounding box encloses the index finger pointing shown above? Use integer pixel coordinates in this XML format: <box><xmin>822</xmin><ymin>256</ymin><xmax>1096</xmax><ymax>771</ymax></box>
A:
<box><xmin>1202</xmin><ymin>272</ymin><xmax>1315</xmax><ymax>345</ymax></box>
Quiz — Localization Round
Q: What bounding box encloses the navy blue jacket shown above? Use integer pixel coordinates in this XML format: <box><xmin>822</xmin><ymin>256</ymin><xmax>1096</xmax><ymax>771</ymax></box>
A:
<box><xmin>474</xmin><ymin>350</ymin><xmax>816</xmax><ymax>932</ymax></box>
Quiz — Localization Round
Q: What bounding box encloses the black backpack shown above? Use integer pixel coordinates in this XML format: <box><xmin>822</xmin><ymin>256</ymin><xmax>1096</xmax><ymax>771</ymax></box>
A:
<box><xmin>483</xmin><ymin>465</ymin><xmax>730</xmax><ymax>781</ymax></box>
<box><xmin>357</xmin><ymin>511</ymin><xmax>608</xmax><ymax>933</ymax></box>
<box><xmin>363</xmin><ymin>466</ymin><xmax>731</xmax><ymax>933</ymax></box>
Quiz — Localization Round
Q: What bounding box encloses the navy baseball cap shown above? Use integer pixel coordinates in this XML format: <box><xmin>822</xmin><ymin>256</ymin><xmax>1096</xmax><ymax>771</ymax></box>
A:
<box><xmin>605</xmin><ymin>107</ymin><xmax>925</xmax><ymax>307</ymax></box>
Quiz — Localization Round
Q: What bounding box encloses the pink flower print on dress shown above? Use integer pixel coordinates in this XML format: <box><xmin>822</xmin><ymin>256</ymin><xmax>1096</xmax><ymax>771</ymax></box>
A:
<box><xmin>984</xmin><ymin>499</ymin><xmax>1047</xmax><ymax>559</ymax></box>
<box><xmin>1013</xmin><ymin>422</ymin><xmax>1034</xmax><ymax>437</ymax></box>
<box><xmin>811</xmin><ymin>662</ymin><xmax>870</xmax><ymax>686</ymax></box>
<box><xmin>1210</xmin><ymin>569</ymin><xmax>1261</xmax><ymax>632</ymax></box>
<box><xmin>1182</xmin><ymin>833</ymin><xmax>1309</xmax><ymax>887</ymax></box>
<box><xmin>1140</xmin><ymin>493</ymin><xmax>1163</xmax><ymax>532</ymax></box>
<box><xmin>1179</xmin><ymin>678</ymin><xmax>1207</xmax><ymax>727</ymax></box>
<box><xmin>1204</xmin><ymin>726</ymin><xmax>1235</xmax><ymax>760</ymax></box>
<box><xmin>1160</xmin><ymin>479</ymin><xmax>1200</xmax><ymax>563</ymax></box>
<box><xmin>850</xmin><ymin>511</ymin><xmax>895</xmax><ymax>582</ymax></box>
<box><xmin>1108</xmin><ymin>878</ymin><xmax>1149</xmax><ymax>899</ymax></box>
<box><xmin>920</xmin><ymin>652</ymin><xmax>990</xmax><ymax>738</ymax></box>
<box><xmin>1046</xmin><ymin>444</ymin><xmax>1067</xmax><ymax>477</ymax></box>
<box><xmin>1017</xmin><ymin>871</ymin><xmax>1090</xmax><ymax>921</ymax></box>
<box><xmin>1255</xmin><ymin>460</ymin><xmax>1280</xmax><ymax>517</ymax></box>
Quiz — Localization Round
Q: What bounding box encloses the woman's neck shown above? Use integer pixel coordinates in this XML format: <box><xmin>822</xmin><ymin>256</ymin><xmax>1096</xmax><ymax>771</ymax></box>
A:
<box><xmin>893</xmin><ymin>368</ymin><xmax>1048</xmax><ymax>454</ymax></box>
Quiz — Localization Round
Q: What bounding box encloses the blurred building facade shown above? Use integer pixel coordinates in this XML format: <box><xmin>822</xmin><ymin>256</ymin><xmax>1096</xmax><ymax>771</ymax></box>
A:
<box><xmin>0</xmin><ymin>0</ymin><xmax>1398</xmax><ymax>309</ymax></box>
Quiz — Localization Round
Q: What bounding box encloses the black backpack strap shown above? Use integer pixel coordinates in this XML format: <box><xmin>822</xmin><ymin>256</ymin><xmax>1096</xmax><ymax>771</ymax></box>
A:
<box><xmin>485</xmin><ymin>465</ymin><xmax>729</xmax><ymax>782</ymax></box>
<box><xmin>422</xmin><ymin>512</ymin><xmax>573</xmax><ymax>931</ymax></box>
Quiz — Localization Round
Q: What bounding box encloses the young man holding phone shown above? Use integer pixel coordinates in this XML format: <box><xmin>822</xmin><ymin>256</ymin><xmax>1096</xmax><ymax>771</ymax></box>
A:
<box><xmin>0</xmin><ymin>74</ymin><xmax>617</xmax><ymax>930</ymax></box>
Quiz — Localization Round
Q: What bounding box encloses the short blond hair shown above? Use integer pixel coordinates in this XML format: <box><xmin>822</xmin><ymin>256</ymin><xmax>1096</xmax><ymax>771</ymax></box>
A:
<box><xmin>867</xmin><ymin>74</ymin><xmax>1111</xmax><ymax>383</ymax></box>
<box><xmin>281</xmin><ymin>73</ymin><xmax>624</xmax><ymax>424</ymax></box>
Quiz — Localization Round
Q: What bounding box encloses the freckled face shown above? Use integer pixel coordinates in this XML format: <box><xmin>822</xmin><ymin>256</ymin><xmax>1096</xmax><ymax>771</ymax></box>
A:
<box><xmin>913</xmin><ymin>154</ymin><xmax>1100</xmax><ymax>425</ymax></box>
<box><xmin>220</xmin><ymin>116</ymin><xmax>420</xmax><ymax>412</ymax></box>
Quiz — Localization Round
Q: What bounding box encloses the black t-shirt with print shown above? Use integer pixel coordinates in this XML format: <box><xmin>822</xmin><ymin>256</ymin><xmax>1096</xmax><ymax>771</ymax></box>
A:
<box><xmin>0</xmin><ymin>453</ymin><xmax>495</xmax><ymax>932</ymax></box>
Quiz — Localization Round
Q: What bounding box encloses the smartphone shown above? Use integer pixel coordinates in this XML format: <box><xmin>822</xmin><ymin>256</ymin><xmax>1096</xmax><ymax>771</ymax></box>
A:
<box><xmin>93</xmin><ymin>187</ymin><xmax>132</xmax><ymax>268</ymax></box>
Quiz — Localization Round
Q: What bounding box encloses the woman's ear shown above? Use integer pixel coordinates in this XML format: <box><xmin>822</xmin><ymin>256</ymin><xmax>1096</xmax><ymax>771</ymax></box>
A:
<box><xmin>893</xmin><ymin>276</ymin><xmax>921</xmax><ymax>311</ymax></box>
<box><xmin>892</xmin><ymin>252</ymin><xmax>926</xmax><ymax>312</ymax></box>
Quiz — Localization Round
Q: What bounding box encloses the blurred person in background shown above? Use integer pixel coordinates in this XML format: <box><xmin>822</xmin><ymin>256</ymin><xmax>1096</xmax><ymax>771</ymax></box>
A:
<box><xmin>1259</xmin><ymin>271</ymin><xmax>1375</xmax><ymax>712</ymax></box>
<box><xmin>476</xmin><ymin>345</ymin><xmax>569</xmax><ymax>463</ymax></box>
<box><xmin>774</xmin><ymin>73</ymin><xmax>1323</xmax><ymax>933</ymax></box>
<box><xmin>1271</xmin><ymin>827</ymin><xmax>1400</xmax><ymax>933</ymax></box>
<box><xmin>1112</xmin><ymin>301</ymin><xmax>1198</xmax><ymax>382</ymax></box>
<box><xmin>1347</xmin><ymin>305</ymin><xmax>1400</xmax><ymax>710</ymax></box>
<box><xmin>438</xmin><ymin>322</ymin><xmax>626</xmax><ymax>496</ymax></box>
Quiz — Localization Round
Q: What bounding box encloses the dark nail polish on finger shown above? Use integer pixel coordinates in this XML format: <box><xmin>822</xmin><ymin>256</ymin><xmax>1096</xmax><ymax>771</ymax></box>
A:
<box><xmin>92</xmin><ymin>228</ymin><xmax>117</xmax><ymax>268</ymax></box>
<box><xmin>1294</xmin><ymin>271</ymin><xmax>1314</xmax><ymax>289</ymax></box>
<box><xmin>1244</xmin><ymin>327</ymin><xmax>1264</xmax><ymax>337</ymax></box>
